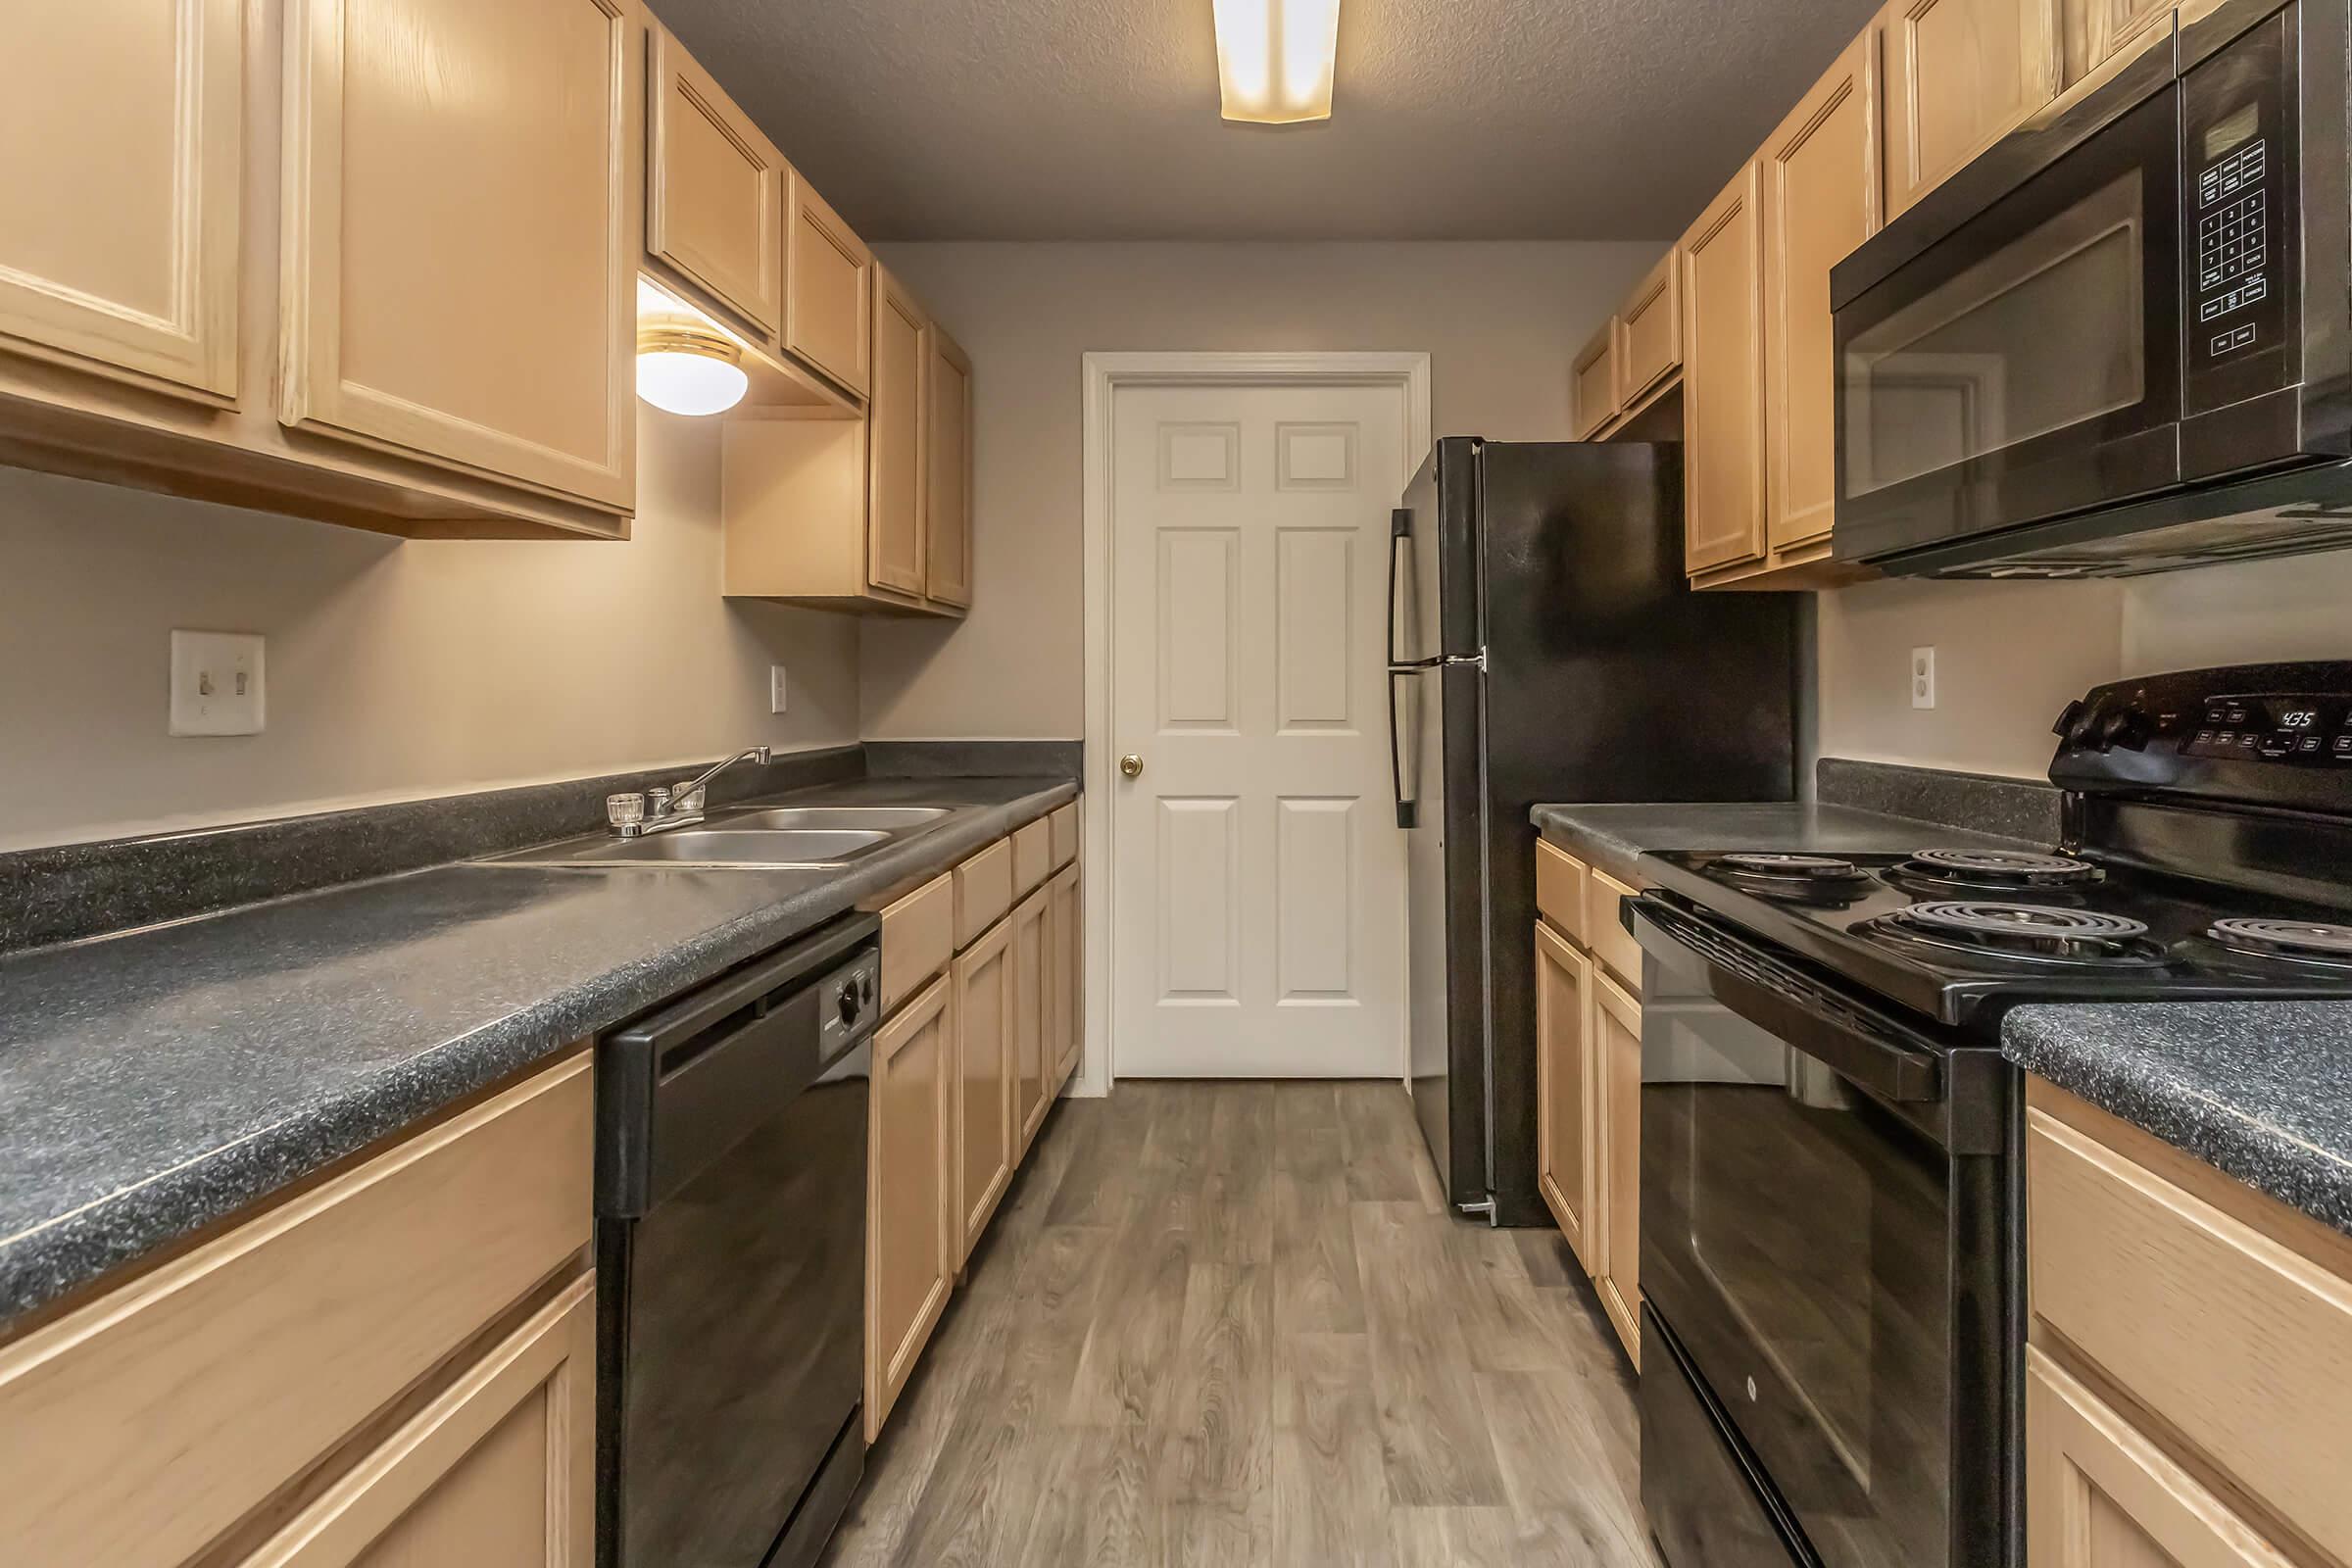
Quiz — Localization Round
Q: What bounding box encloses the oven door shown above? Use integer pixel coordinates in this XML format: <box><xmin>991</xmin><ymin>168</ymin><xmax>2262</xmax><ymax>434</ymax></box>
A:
<box><xmin>1834</xmin><ymin>84</ymin><xmax>2183</xmax><ymax>564</ymax></box>
<box><xmin>1632</xmin><ymin>897</ymin><xmax>2012</xmax><ymax>1568</ymax></box>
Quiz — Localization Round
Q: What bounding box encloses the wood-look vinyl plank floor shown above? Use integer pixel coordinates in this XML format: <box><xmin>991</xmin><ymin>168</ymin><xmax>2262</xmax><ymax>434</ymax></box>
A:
<box><xmin>819</xmin><ymin>1080</ymin><xmax>1657</xmax><ymax>1568</ymax></box>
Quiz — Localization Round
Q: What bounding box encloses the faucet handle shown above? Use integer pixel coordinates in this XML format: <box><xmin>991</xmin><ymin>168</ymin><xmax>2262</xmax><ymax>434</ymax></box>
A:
<box><xmin>607</xmin><ymin>793</ymin><xmax>647</xmax><ymax>831</ymax></box>
<box><xmin>672</xmin><ymin>784</ymin><xmax>706</xmax><ymax>813</ymax></box>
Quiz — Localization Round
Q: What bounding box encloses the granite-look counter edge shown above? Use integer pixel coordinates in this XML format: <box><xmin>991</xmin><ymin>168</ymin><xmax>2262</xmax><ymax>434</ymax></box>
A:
<box><xmin>0</xmin><ymin>776</ymin><xmax>1075</xmax><ymax>1328</ymax></box>
<box><xmin>2004</xmin><ymin>1001</ymin><xmax>2352</xmax><ymax>1241</ymax></box>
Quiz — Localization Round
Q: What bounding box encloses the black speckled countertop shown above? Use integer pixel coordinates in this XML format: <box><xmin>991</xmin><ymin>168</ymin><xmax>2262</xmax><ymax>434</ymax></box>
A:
<box><xmin>0</xmin><ymin>775</ymin><xmax>1073</xmax><ymax>1327</ymax></box>
<box><xmin>1529</xmin><ymin>800</ymin><xmax>2040</xmax><ymax>885</ymax></box>
<box><xmin>2005</xmin><ymin>1003</ymin><xmax>2352</xmax><ymax>1240</ymax></box>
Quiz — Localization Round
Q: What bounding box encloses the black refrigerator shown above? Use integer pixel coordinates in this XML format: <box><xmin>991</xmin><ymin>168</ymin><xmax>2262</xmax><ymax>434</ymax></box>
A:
<box><xmin>1389</xmin><ymin>438</ymin><xmax>1797</xmax><ymax>1226</ymax></box>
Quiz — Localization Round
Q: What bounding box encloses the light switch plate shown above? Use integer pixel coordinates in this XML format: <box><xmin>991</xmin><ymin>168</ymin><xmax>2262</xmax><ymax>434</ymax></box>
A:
<box><xmin>171</xmin><ymin>629</ymin><xmax>266</xmax><ymax>736</ymax></box>
<box><xmin>769</xmin><ymin>663</ymin><xmax>788</xmax><ymax>714</ymax></box>
<box><xmin>1910</xmin><ymin>646</ymin><xmax>1937</xmax><ymax>710</ymax></box>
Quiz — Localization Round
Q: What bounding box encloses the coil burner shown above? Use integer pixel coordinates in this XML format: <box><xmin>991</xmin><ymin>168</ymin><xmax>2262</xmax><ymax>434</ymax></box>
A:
<box><xmin>1873</xmin><ymin>901</ymin><xmax>2164</xmax><ymax>969</ymax></box>
<box><xmin>2208</xmin><ymin>917</ymin><xmax>2352</xmax><ymax>969</ymax></box>
<box><xmin>1891</xmin><ymin>848</ymin><xmax>2104</xmax><ymax>893</ymax></box>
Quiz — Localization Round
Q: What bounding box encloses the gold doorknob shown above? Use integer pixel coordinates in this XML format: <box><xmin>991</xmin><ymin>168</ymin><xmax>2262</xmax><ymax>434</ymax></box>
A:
<box><xmin>1119</xmin><ymin>754</ymin><xmax>1145</xmax><ymax>779</ymax></box>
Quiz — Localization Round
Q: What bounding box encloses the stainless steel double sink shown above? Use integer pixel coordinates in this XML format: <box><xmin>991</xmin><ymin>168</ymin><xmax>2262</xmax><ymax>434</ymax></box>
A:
<box><xmin>475</xmin><ymin>805</ymin><xmax>955</xmax><ymax>870</ymax></box>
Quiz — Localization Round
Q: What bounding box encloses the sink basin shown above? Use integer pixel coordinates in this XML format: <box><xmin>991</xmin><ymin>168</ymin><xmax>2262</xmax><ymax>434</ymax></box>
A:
<box><xmin>481</xmin><ymin>827</ymin><xmax>893</xmax><ymax>869</ymax></box>
<box><xmin>712</xmin><ymin>806</ymin><xmax>951</xmax><ymax>833</ymax></box>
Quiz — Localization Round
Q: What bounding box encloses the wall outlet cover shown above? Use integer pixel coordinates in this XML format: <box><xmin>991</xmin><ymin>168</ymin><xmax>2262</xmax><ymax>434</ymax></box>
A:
<box><xmin>1910</xmin><ymin>646</ymin><xmax>1937</xmax><ymax>710</ymax></box>
<box><xmin>171</xmin><ymin>629</ymin><xmax>266</xmax><ymax>736</ymax></box>
<box><xmin>769</xmin><ymin>663</ymin><xmax>788</xmax><ymax>714</ymax></box>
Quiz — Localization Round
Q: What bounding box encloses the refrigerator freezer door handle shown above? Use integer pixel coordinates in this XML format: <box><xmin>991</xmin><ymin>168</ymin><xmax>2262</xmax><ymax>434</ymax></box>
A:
<box><xmin>1387</xmin><ymin>508</ymin><xmax>1411</xmax><ymax>668</ymax></box>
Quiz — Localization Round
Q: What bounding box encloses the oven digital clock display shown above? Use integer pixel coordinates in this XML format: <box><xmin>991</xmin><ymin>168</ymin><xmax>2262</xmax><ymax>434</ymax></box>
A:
<box><xmin>2183</xmin><ymin>695</ymin><xmax>2352</xmax><ymax>763</ymax></box>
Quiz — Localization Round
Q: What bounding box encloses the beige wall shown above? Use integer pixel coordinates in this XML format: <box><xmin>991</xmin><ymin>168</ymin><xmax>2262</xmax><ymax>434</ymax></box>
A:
<box><xmin>0</xmin><ymin>411</ymin><xmax>860</xmax><ymax>851</ymax></box>
<box><xmin>857</xmin><ymin>240</ymin><xmax>1660</xmax><ymax>738</ymax></box>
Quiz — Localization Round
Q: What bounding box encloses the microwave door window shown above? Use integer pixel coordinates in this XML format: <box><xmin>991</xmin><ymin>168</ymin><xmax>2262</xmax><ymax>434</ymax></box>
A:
<box><xmin>1844</xmin><ymin>172</ymin><xmax>2147</xmax><ymax>500</ymax></box>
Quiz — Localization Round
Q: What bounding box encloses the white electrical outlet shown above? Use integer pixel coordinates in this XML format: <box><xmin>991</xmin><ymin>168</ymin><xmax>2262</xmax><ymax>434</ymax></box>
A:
<box><xmin>769</xmin><ymin>663</ymin><xmax>789</xmax><ymax>714</ymax></box>
<box><xmin>1911</xmin><ymin>646</ymin><xmax>1937</xmax><ymax>710</ymax></box>
<box><xmin>171</xmin><ymin>630</ymin><xmax>267</xmax><ymax>736</ymax></box>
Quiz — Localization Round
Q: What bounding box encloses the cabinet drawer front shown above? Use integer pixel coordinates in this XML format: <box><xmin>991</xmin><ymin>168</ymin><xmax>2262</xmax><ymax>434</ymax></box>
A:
<box><xmin>647</xmin><ymin>22</ymin><xmax>783</xmax><ymax>337</ymax></box>
<box><xmin>1586</xmin><ymin>869</ymin><xmax>1644</xmax><ymax>990</ymax></box>
<box><xmin>0</xmin><ymin>1054</ymin><xmax>592</xmax><ymax>1568</ymax></box>
<box><xmin>2027</xmin><ymin>1100</ymin><xmax>2352</xmax><ymax>1562</ymax></box>
<box><xmin>879</xmin><ymin>871</ymin><xmax>955</xmax><ymax>1014</ymax></box>
<box><xmin>1535</xmin><ymin>838</ymin><xmax>1591</xmax><ymax>946</ymax></box>
<box><xmin>1617</xmin><ymin>249</ymin><xmax>1683</xmax><ymax>407</ymax></box>
<box><xmin>955</xmin><ymin>837</ymin><xmax>1013</xmax><ymax>949</ymax></box>
<box><xmin>1050</xmin><ymin>802</ymin><xmax>1079</xmax><ymax>870</ymax></box>
<box><xmin>1012</xmin><ymin>818</ymin><xmax>1053</xmax><ymax>897</ymax></box>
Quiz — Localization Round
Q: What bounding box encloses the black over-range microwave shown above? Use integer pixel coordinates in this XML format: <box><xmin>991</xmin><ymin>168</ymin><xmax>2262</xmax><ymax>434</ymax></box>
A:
<box><xmin>1831</xmin><ymin>0</ymin><xmax>2352</xmax><ymax>578</ymax></box>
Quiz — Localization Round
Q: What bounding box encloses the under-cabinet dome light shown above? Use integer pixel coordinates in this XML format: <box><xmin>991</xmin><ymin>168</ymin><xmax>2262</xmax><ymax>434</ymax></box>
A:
<box><xmin>635</xmin><ymin>323</ymin><xmax>748</xmax><ymax>416</ymax></box>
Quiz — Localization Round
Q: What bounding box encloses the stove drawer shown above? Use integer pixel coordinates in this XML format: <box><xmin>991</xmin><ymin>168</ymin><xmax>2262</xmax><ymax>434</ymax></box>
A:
<box><xmin>2026</xmin><ymin>1079</ymin><xmax>2352</xmax><ymax>1567</ymax></box>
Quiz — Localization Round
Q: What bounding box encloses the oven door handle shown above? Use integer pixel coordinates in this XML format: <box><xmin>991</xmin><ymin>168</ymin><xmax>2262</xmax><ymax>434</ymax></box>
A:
<box><xmin>1631</xmin><ymin>896</ymin><xmax>1944</xmax><ymax>1103</ymax></box>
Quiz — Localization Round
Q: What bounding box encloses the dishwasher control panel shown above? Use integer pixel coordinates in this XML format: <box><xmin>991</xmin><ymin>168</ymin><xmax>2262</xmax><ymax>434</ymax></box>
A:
<box><xmin>818</xmin><ymin>950</ymin><xmax>882</xmax><ymax>1059</ymax></box>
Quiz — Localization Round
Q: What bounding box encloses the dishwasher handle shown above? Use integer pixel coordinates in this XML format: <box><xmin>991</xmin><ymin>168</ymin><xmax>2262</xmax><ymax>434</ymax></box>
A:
<box><xmin>598</xmin><ymin>913</ymin><xmax>880</xmax><ymax>1218</ymax></box>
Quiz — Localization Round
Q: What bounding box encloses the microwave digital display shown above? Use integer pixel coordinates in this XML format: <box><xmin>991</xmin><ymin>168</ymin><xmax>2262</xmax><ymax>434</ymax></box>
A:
<box><xmin>2203</xmin><ymin>102</ymin><xmax>2260</xmax><ymax>162</ymax></box>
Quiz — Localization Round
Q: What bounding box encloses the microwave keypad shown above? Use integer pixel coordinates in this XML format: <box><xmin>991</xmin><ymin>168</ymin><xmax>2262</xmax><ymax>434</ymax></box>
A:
<box><xmin>2182</xmin><ymin>6</ymin><xmax>2292</xmax><ymax>412</ymax></box>
<box><xmin>2195</xmin><ymin>140</ymin><xmax>2270</xmax><ymax>356</ymax></box>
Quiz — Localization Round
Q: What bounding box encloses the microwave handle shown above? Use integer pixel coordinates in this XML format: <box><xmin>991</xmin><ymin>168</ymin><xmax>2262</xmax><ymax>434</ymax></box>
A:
<box><xmin>1630</xmin><ymin>896</ymin><xmax>1943</xmax><ymax>1104</ymax></box>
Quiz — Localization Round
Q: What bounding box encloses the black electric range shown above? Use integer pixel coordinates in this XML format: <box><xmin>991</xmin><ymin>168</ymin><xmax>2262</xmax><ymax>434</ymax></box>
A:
<box><xmin>1627</xmin><ymin>662</ymin><xmax>2352</xmax><ymax>1568</ymax></box>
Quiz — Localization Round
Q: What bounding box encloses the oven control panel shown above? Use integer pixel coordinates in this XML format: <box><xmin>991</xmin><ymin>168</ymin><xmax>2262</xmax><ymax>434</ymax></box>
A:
<box><xmin>2180</xmin><ymin>695</ymin><xmax>2352</xmax><ymax>763</ymax></box>
<box><xmin>2052</xmin><ymin>663</ymin><xmax>2352</xmax><ymax>809</ymax></box>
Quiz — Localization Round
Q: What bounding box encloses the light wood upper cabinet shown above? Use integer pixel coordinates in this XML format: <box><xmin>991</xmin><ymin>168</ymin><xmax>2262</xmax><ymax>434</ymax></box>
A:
<box><xmin>868</xmin><ymin>973</ymin><xmax>953</xmax><ymax>1441</ymax></box>
<box><xmin>0</xmin><ymin>0</ymin><xmax>242</xmax><ymax>402</ymax></box>
<box><xmin>2062</xmin><ymin>0</ymin><xmax>2176</xmax><ymax>85</ymax></box>
<box><xmin>924</xmin><ymin>322</ymin><xmax>974</xmax><ymax>609</ymax></box>
<box><xmin>1571</xmin><ymin>318</ymin><xmax>1621</xmax><ymax>438</ymax></box>
<box><xmin>1012</xmin><ymin>885</ymin><xmax>1052</xmax><ymax>1154</ymax></box>
<box><xmin>646</xmin><ymin>21</ymin><xmax>784</xmax><ymax>338</ymax></box>
<box><xmin>279</xmin><ymin>0</ymin><xmax>636</xmax><ymax>514</ymax></box>
<box><xmin>1882</xmin><ymin>0</ymin><xmax>2059</xmax><ymax>216</ymax></box>
<box><xmin>1763</xmin><ymin>25</ymin><xmax>1884</xmax><ymax>558</ymax></box>
<box><xmin>952</xmin><ymin>915</ymin><xmax>1014</xmax><ymax>1266</ymax></box>
<box><xmin>1680</xmin><ymin>160</ymin><xmax>1769</xmax><ymax>576</ymax></box>
<box><xmin>867</xmin><ymin>264</ymin><xmax>929</xmax><ymax>599</ymax></box>
<box><xmin>1616</xmin><ymin>249</ymin><xmax>1684</xmax><ymax>410</ymax></box>
<box><xmin>1592</xmin><ymin>969</ymin><xmax>1642</xmax><ymax>1369</ymax></box>
<box><xmin>786</xmin><ymin>174</ymin><xmax>873</xmax><ymax>397</ymax></box>
<box><xmin>1536</xmin><ymin>920</ymin><xmax>1597</xmax><ymax>1275</ymax></box>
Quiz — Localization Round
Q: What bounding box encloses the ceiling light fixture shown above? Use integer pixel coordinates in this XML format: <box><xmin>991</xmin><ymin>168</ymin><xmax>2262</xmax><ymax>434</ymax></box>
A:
<box><xmin>1212</xmin><ymin>0</ymin><xmax>1341</xmax><ymax>124</ymax></box>
<box><xmin>634</xmin><ymin>280</ymin><xmax>749</xmax><ymax>416</ymax></box>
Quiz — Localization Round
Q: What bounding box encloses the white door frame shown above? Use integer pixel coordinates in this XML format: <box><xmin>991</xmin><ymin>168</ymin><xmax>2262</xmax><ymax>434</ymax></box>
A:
<box><xmin>1076</xmin><ymin>351</ymin><xmax>1433</xmax><ymax>1097</ymax></box>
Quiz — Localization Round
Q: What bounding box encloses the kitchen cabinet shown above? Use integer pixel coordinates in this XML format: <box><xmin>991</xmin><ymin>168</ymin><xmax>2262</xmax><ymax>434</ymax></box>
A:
<box><xmin>925</xmin><ymin>322</ymin><xmax>975</xmax><ymax>608</ymax></box>
<box><xmin>952</xmin><ymin>913</ymin><xmax>1015</xmax><ymax>1265</ymax></box>
<box><xmin>1535</xmin><ymin>920</ymin><xmax>1597</xmax><ymax>1273</ymax></box>
<box><xmin>279</xmin><ymin>0</ymin><xmax>637</xmax><ymax>514</ymax></box>
<box><xmin>2024</xmin><ymin>1078</ymin><xmax>2352</xmax><ymax>1568</ymax></box>
<box><xmin>1049</xmin><ymin>862</ymin><xmax>1084</xmax><ymax>1090</ymax></box>
<box><xmin>1592</xmin><ymin>968</ymin><xmax>1643</xmax><ymax>1369</ymax></box>
<box><xmin>0</xmin><ymin>0</ymin><xmax>640</xmax><ymax>539</ymax></box>
<box><xmin>1762</xmin><ymin>25</ymin><xmax>1884</xmax><ymax>564</ymax></box>
<box><xmin>0</xmin><ymin>0</ymin><xmax>243</xmax><ymax>403</ymax></box>
<box><xmin>1615</xmin><ymin>249</ymin><xmax>1684</xmax><ymax>413</ymax></box>
<box><xmin>868</xmin><ymin>265</ymin><xmax>930</xmax><ymax>601</ymax></box>
<box><xmin>1680</xmin><ymin>160</ymin><xmax>1769</xmax><ymax>579</ymax></box>
<box><xmin>2062</xmin><ymin>0</ymin><xmax>2175</xmax><ymax>85</ymax></box>
<box><xmin>867</xmin><ymin>971</ymin><xmax>954</xmax><ymax>1440</ymax></box>
<box><xmin>1572</xmin><ymin>318</ymin><xmax>1621</xmax><ymax>438</ymax></box>
<box><xmin>1881</xmin><ymin>0</ymin><xmax>2059</xmax><ymax>217</ymax></box>
<box><xmin>0</xmin><ymin>1054</ymin><xmax>593</xmax><ymax>1568</ymax></box>
<box><xmin>1012</xmin><ymin>884</ymin><xmax>1053</xmax><ymax>1155</ymax></box>
<box><xmin>785</xmin><ymin>174</ymin><xmax>874</xmax><ymax>398</ymax></box>
<box><xmin>645</xmin><ymin>19</ymin><xmax>785</xmax><ymax>338</ymax></box>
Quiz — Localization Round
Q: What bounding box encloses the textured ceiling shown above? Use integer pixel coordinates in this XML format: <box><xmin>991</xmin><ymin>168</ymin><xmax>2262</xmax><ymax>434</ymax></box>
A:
<box><xmin>650</xmin><ymin>0</ymin><xmax>1886</xmax><ymax>241</ymax></box>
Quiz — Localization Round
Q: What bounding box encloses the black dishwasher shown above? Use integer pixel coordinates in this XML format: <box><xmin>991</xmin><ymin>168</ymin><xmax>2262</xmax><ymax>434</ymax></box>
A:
<box><xmin>596</xmin><ymin>912</ymin><xmax>880</xmax><ymax>1568</ymax></box>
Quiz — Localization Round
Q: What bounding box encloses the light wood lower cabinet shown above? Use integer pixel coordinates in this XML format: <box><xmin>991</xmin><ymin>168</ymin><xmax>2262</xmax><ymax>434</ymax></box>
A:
<box><xmin>1535</xmin><ymin>919</ymin><xmax>1597</xmax><ymax>1273</ymax></box>
<box><xmin>2025</xmin><ymin>1078</ymin><xmax>2352</xmax><ymax>1568</ymax></box>
<box><xmin>1012</xmin><ymin>884</ymin><xmax>1053</xmax><ymax>1155</ymax></box>
<box><xmin>867</xmin><ymin>971</ymin><xmax>954</xmax><ymax>1441</ymax></box>
<box><xmin>0</xmin><ymin>1054</ymin><xmax>593</xmax><ymax>1568</ymax></box>
<box><xmin>952</xmin><ymin>914</ymin><xmax>1015</xmax><ymax>1264</ymax></box>
<box><xmin>1048</xmin><ymin>862</ymin><xmax>1083</xmax><ymax>1090</ymax></box>
<box><xmin>1592</xmin><ymin>969</ymin><xmax>1643</xmax><ymax>1369</ymax></box>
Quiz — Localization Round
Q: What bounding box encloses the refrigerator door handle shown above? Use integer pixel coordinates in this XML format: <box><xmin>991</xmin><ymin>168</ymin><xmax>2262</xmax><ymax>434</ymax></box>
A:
<box><xmin>1387</xmin><ymin>508</ymin><xmax>1411</xmax><ymax>668</ymax></box>
<box><xmin>1388</xmin><ymin>667</ymin><xmax>1419</xmax><ymax>829</ymax></box>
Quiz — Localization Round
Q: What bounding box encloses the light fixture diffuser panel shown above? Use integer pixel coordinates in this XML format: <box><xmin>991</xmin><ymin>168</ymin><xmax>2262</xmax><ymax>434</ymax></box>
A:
<box><xmin>1214</xmin><ymin>0</ymin><xmax>1341</xmax><ymax>123</ymax></box>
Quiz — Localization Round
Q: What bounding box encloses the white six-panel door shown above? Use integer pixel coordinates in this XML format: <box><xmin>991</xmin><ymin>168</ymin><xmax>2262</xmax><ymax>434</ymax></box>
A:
<box><xmin>1109</xmin><ymin>381</ymin><xmax>1408</xmax><ymax>1078</ymax></box>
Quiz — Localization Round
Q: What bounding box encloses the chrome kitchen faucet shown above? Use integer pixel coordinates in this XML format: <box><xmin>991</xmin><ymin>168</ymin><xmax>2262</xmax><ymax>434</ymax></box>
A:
<box><xmin>606</xmin><ymin>747</ymin><xmax>770</xmax><ymax>837</ymax></box>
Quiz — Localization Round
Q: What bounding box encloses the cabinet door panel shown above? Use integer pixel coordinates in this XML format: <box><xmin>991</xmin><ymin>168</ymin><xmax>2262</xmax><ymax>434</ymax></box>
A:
<box><xmin>233</xmin><ymin>1278</ymin><xmax>595</xmax><ymax>1568</ymax></box>
<box><xmin>1012</xmin><ymin>887</ymin><xmax>1051</xmax><ymax>1152</ymax></box>
<box><xmin>1764</xmin><ymin>26</ymin><xmax>1883</xmax><ymax>555</ymax></box>
<box><xmin>1680</xmin><ymin>161</ymin><xmax>1768</xmax><ymax>575</ymax></box>
<box><xmin>647</xmin><ymin>22</ymin><xmax>783</xmax><ymax>337</ymax></box>
<box><xmin>1050</xmin><ymin>864</ymin><xmax>1082</xmax><ymax>1085</ymax></box>
<box><xmin>1593</xmin><ymin>970</ymin><xmax>1642</xmax><ymax>1368</ymax></box>
<box><xmin>786</xmin><ymin>175</ymin><xmax>872</xmax><ymax>396</ymax></box>
<box><xmin>1617</xmin><ymin>250</ymin><xmax>1683</xmax><ymax>408</ymax></box>
<box><xmin>2064</xmin><ymin>0</ymin><xmax>2175</xmax><ymax>84</ymax></box>
<box><xmin>1571</xmin><ymin>318</ymin><xmax>1620</xmax><ymax>438</ymax></box>
<box><xmin>1536</xmin><ymin>921</ymin><xmax>1596</xmax><ymax>1275</ymax></box>
<box><xmin>924</xmin><ymin>323</ymin><xmax>973</xmax><ymax>608</ymax></box>
<box><xmin>1883</xmin><ymin>0</ymin><xmax>2059</xmax><ymax>216</ymax></box>
<box><xmin>0</xmin><ymin>0</ymin><xmax>241</xmax><ymax>400</ymax></box>
<box><xmin>953</xmin><ymin>919</ymin><xmax>1014</xmax><ymax>1263</ymax></box>
<box><xmin>867</xmin><ymin>265</ymin><xmax>927</xmax><ymax>597</ymax></box>
<box><xmin>281</xmin><ymin>0</ymin><xmax>635</xmax><ymax>512</ymax></box>
<box><xmin>868</xmin><ymin>975</ymin><xmax>952</xmax><ymax>1439</ymax></box>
